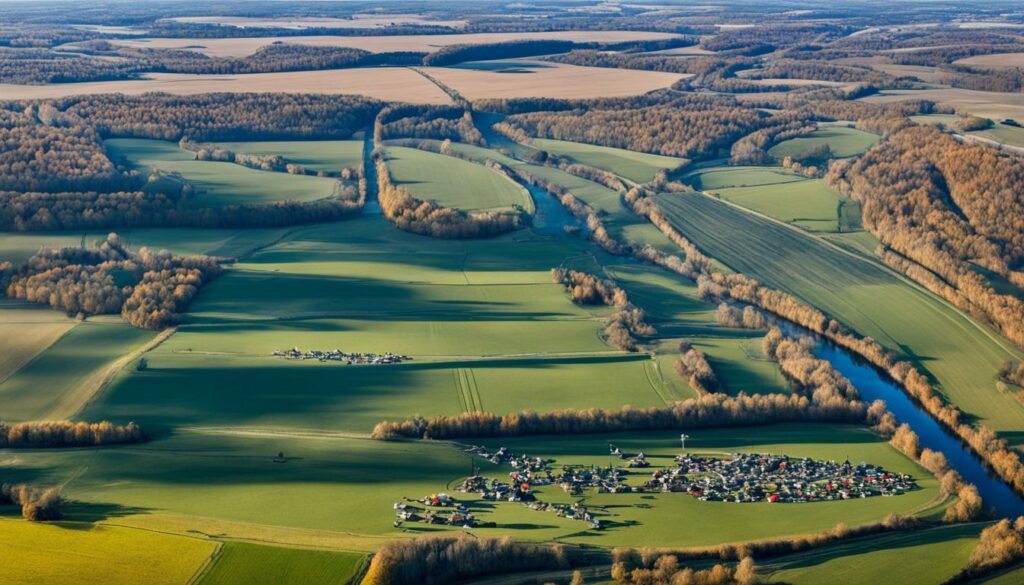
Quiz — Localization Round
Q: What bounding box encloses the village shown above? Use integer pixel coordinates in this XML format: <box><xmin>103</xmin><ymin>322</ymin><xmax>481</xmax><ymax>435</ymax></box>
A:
<box><xmin>390</xmin><ymin>442</ymin><xmax>918</xmax><ymax>532</ymax></box>
<box><xmin>272</xmin><ymin>347</ymin><xmax>410</xmax><ymax>365</ymax></box>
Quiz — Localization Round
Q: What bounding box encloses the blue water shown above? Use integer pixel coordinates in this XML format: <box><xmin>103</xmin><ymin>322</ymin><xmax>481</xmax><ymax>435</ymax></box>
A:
<box><xmin>809</xmin><ymin>332</ymin><xmax>1024</xmax><ymax>518</ymax></box>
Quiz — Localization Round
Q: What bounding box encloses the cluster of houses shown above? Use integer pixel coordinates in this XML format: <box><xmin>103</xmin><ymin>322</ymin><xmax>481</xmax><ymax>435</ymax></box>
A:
<box><xmin>648</xmin><ymin>453</ymin><xmax>917</xmax><ymax>503</ymax></box>
<box><xmin>391</xmin><ymin>443</ymin><xmax>915</xmax><ymax>532</ymax></box>
<box><xmin>272</xmin><ymin>347</ymin><xmax>409</xmax><ymax>365</ymax></box>
<box><xmin>392</xmin><ymin>498</ymin><xmax>494</xmax><ymax>529</ymax></box>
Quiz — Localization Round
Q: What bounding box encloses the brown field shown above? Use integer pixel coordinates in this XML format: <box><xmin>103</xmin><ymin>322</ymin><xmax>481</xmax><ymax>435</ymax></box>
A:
<box><xmin>840</xmin><ymin>57</ymin><xmax>949</xmax><ymax>84</ymax></box>
<box><xmin>863</xmin><ymin>87</ymin><xmax>1024</xmax><ymax>120</ymax></box>
<box><xmin>0</xmin><ymin>68</ymin><xmax>452</xmax><ymax>103</ymax></box>
<box><xmin>167</xmin><ymin>14</ymin><xmax>469</xmax><ymax>30</ymax></box>
<box><xmin>647</xmin><ymin>45</ymin><xmax>716</xmax><ymax>56</ymax></box>
<box><xmin>0</xmin><ymin>305</ymin><xmax>77</xmax><ymax>384</ymax></box>
<box><xmin>96</xmin><ymin>30</ymin><xmax>686</xmax><ymax>58</ymax></box>
<box><xmin>422</xmin><ymin>61</ymin><xmax>688</xmax><ymax>99</ymax></box>
<box><xmin>955</xmin><ymin>52</ymin><xmax>1024</xmax><ymax>69</ymax></box>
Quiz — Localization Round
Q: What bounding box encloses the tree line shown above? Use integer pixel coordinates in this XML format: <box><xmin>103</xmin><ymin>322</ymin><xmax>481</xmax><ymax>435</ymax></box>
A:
<box><xmin>945</xmin><ymin>518</ymin><xmax>1024</xmax><ymax>583</ymax></box>
<box><xmin>361</xmin><ymin>534</ymin><xmax>580</xmax><ymax>585</ymax></box>
<box><xmin>4</xmin><ymin>233</ymin><xmax>223</xmax><ymax>329</ymax></box>
<box><xmin>0</xmin><ymin>420</ymin><xmax>145</xmax><ymax>448</ymax></box>
<box><xmin>613</xmin><ymin>553</ymin><xmax>757</xmax><ymax>585</ymax></box>
<box><xmin>55</xmin><ymin>93</ymin><xmax>379</xmax><ymax>142</ymax></box>
<box><xmin>370</xmin><ymin>391</ymin><xmax>870</xmax><ymax>440</ymax></box>
<box><xmin>828</xmin><ymin>124</ymin><xmax>1024</xmax><ymax>348</ymax></box>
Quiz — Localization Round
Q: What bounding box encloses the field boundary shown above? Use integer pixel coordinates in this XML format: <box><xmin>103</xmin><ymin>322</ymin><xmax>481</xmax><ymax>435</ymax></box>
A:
<box><xmin>46</xmin><ymin>326</ymin><xmax>177</xmax><ymax>419</ymax></box>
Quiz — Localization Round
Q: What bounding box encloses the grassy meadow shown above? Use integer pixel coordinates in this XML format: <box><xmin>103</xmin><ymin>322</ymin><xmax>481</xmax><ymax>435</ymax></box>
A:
<box><xmin>213</xmin><ymin>140</ymin><xmax>364</xmax><ymax>171</ymax></box>
<box><xmin>767</xmin><ymin>126</ymin><xmax>880</xmax><ymax>160</ymax></box>
<box><xmin>531</xmin><ymin>138</ymin><xmax>686</xmax><ymax>183</ymax></box>
<box><xmin>760</xmin><ymin>523</ymin><xmax>983</xmax><ymax>585</ymax></box>
<box><xmin>196</xmin><ymin>542</ymin><xmax>366</xmax><ymax>585</ymax></box>
<box><xmin>684</xmin><ymin>165</ymin><xmax>861</xmax><ymax>233</ymax></box>
<box><xmin>0</xmin><ymin>320</ymin><xmax>156</xmax><ymax>421</ymax></box>
<box><xmin>105</xmin><ymin>139</ymin><xmax>342</xmax><ymax>206</ymax></box>
<box><xmin>653</xmin><ymin>191</ymin><xmax>1024</xmax><ymax>439</ymax></box>
<box><xmin>383</xmin><ymin>146</ymin><xmax>533</xmax><ymax>213</ymax></box>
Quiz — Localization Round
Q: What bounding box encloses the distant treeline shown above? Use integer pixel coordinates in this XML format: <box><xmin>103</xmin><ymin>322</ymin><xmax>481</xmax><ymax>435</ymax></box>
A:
<box><xmin>4</xmin><ymin>233</ymin><xmax>222</xmax><ymax>329</ymax></box>
<box><xmin>0</xmin><ymin>420</ymin><xmax>145</xmax><ymax>448</ymax></box>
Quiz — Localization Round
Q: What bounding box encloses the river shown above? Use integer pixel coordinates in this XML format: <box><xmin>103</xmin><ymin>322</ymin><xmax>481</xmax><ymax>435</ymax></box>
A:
<box><xmin>789</xmin><ymin>324</ymin><xmax>1024</xmax><ymax>517</ymax></box>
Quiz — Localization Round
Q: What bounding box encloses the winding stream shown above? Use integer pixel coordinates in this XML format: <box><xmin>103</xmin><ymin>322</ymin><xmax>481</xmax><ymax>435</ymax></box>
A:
<box><xmin>786</xmin><ymin>324</ymin><xmax>1024</xmax><ymax>517</ymax></box>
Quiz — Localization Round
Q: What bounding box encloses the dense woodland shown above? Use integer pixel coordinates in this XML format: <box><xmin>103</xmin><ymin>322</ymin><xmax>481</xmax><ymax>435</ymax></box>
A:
<box><xmin>498</xmin><ymin>105</ymin><xmax>765</xmax><ymax>158</ymax></box>
<box><xmin>829</xmin><ymin>125</ymin><xmax>1024</xmax><ymax>347</ymax></box>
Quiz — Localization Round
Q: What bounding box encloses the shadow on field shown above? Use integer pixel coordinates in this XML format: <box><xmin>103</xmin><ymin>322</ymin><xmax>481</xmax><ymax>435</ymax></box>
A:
<box><xmin>185</xmin><ymin>270</ymin><xmax>575</xmax><ymax>324</ymax></box>
<box><xmin>60</xmin><ymin>501</ymin><xmax>152</xmax><ymax>525</ymax></box>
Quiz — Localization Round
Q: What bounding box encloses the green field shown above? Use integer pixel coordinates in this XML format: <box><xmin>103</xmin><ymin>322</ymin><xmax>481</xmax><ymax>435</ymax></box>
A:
<box><xmin>213</xmin><ymin>140</ymin><xmax>364</xmax><ymax>172</ymax></box>
<box><xmin>653</xmin><ymin>191</ymin><xmax>1024</xmax><ymax>438</ymax></box>
<box><xmin>762</xmin><ymin>523</ymin><xmax>983</xmax><ymax>585</ymax></box>
<box><xmin>383</xmin><ymin>146</ymin><xmax>533</xmax><ymax>213</ymax></box>
<box><xmin>0</xmin><ymin>320</ymin><xmax>156</xmax><ymax>421</ymax></box>
<box><xmin>0</xmin><ymin>303</ymin><xmax>76</xmax><ymax>383</ymax></box>
<box><xmin>767</xmin><ymin>126</ymin><xmax>880</xmax><ymax>160</ymax></box>
<box><xmin>196</xmin><ymin>542</ymin><xmax>366</xmax><ymax>585</ymax></box>
<box><xmin>105</xmin><ymin>139</ymin><xmax>342</xmax><ymax>206</ymax></box>
<box><xmin>532</xmin><ymin>138</ymin><xmax>686</xmax><ymax>183</ymax></box>
<box><xmin>6</xmin><ymin>424</ymin><xmax>942</xmax><ymax>550</ymax></box>
<box><xmin>690</xmin><ymin>166</ymin><xmax>855</xmax><ymax>232</ymax></box>
<box><xmin>0</xmin><ymin>518</ymin><xmax>215</xmax><ymax>585</ymax></box>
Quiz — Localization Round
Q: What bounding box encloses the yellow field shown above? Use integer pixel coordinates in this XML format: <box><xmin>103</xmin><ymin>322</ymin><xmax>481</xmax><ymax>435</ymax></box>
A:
<box><xmin>0</xmin><ymin>69</ymin><xmax>453</xmax><ymax>103</ymax></box>
<box><xmin>100</xmin><ymin>31</ymin><xmax>685</xmax><ymax>58</ymax></box>
<box><xmin>0</xmin><ymin>518</ymin><xmax>215</xmax><ymax>585</ymax></box>
<box><xmin>422</xmin><ymin>61</ymin><xmax>687</xmax><ymax>99</ymax></box>
<box><xmin>0</xmin><ymin>305</ymin><xmax>76</xmax><ymax>384</ymax></box>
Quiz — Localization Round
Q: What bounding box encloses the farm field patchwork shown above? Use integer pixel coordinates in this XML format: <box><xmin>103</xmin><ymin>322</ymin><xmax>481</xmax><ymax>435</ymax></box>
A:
<box><xmin>0</xmin><ymin>68</ymin><xmax>454</xmax><ymax>103</ymax></box>
<box><xmin>0</xmin><ymin>518</ymin><xmax>215</xmax><ymax>585</ymax></box>
<box><xmin>105</xmin><ymin>139</ymin><xmax>343</xmax><ymax>206</ymax></box>
<box><xmin>383</xmin><ymin>146</ymin><xmax>533</xmax><ymax>213</ymax></box>
<box><xmin>652</xmin><ymin>191</ymin><xmax>1024</xmax><ymax>437</ymax></box>
<box><xmin>420</xmin><ymin>62</ymin><xmax>688</xmax><ymax>100</ymax></box>
<box><xmin>685</xmin><ymin>166</ymin><xmax>858</xmax><ymax>232</ymax></box>
<box><xmin>97</xmin><ymin>31</ymin><xmax>686</xmax><ymax>57</ymax></box>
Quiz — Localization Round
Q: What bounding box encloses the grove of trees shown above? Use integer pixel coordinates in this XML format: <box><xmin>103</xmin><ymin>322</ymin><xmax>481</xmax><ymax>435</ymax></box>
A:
<box><xmin>4</xmin><ymin>233</ymin><xmax>222</xmax><ymax>329</ymax></box>
<box><xmin>0</xmin><ymin>420</ymin><xmax>146</xmax><ymax>448</ymax></box>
